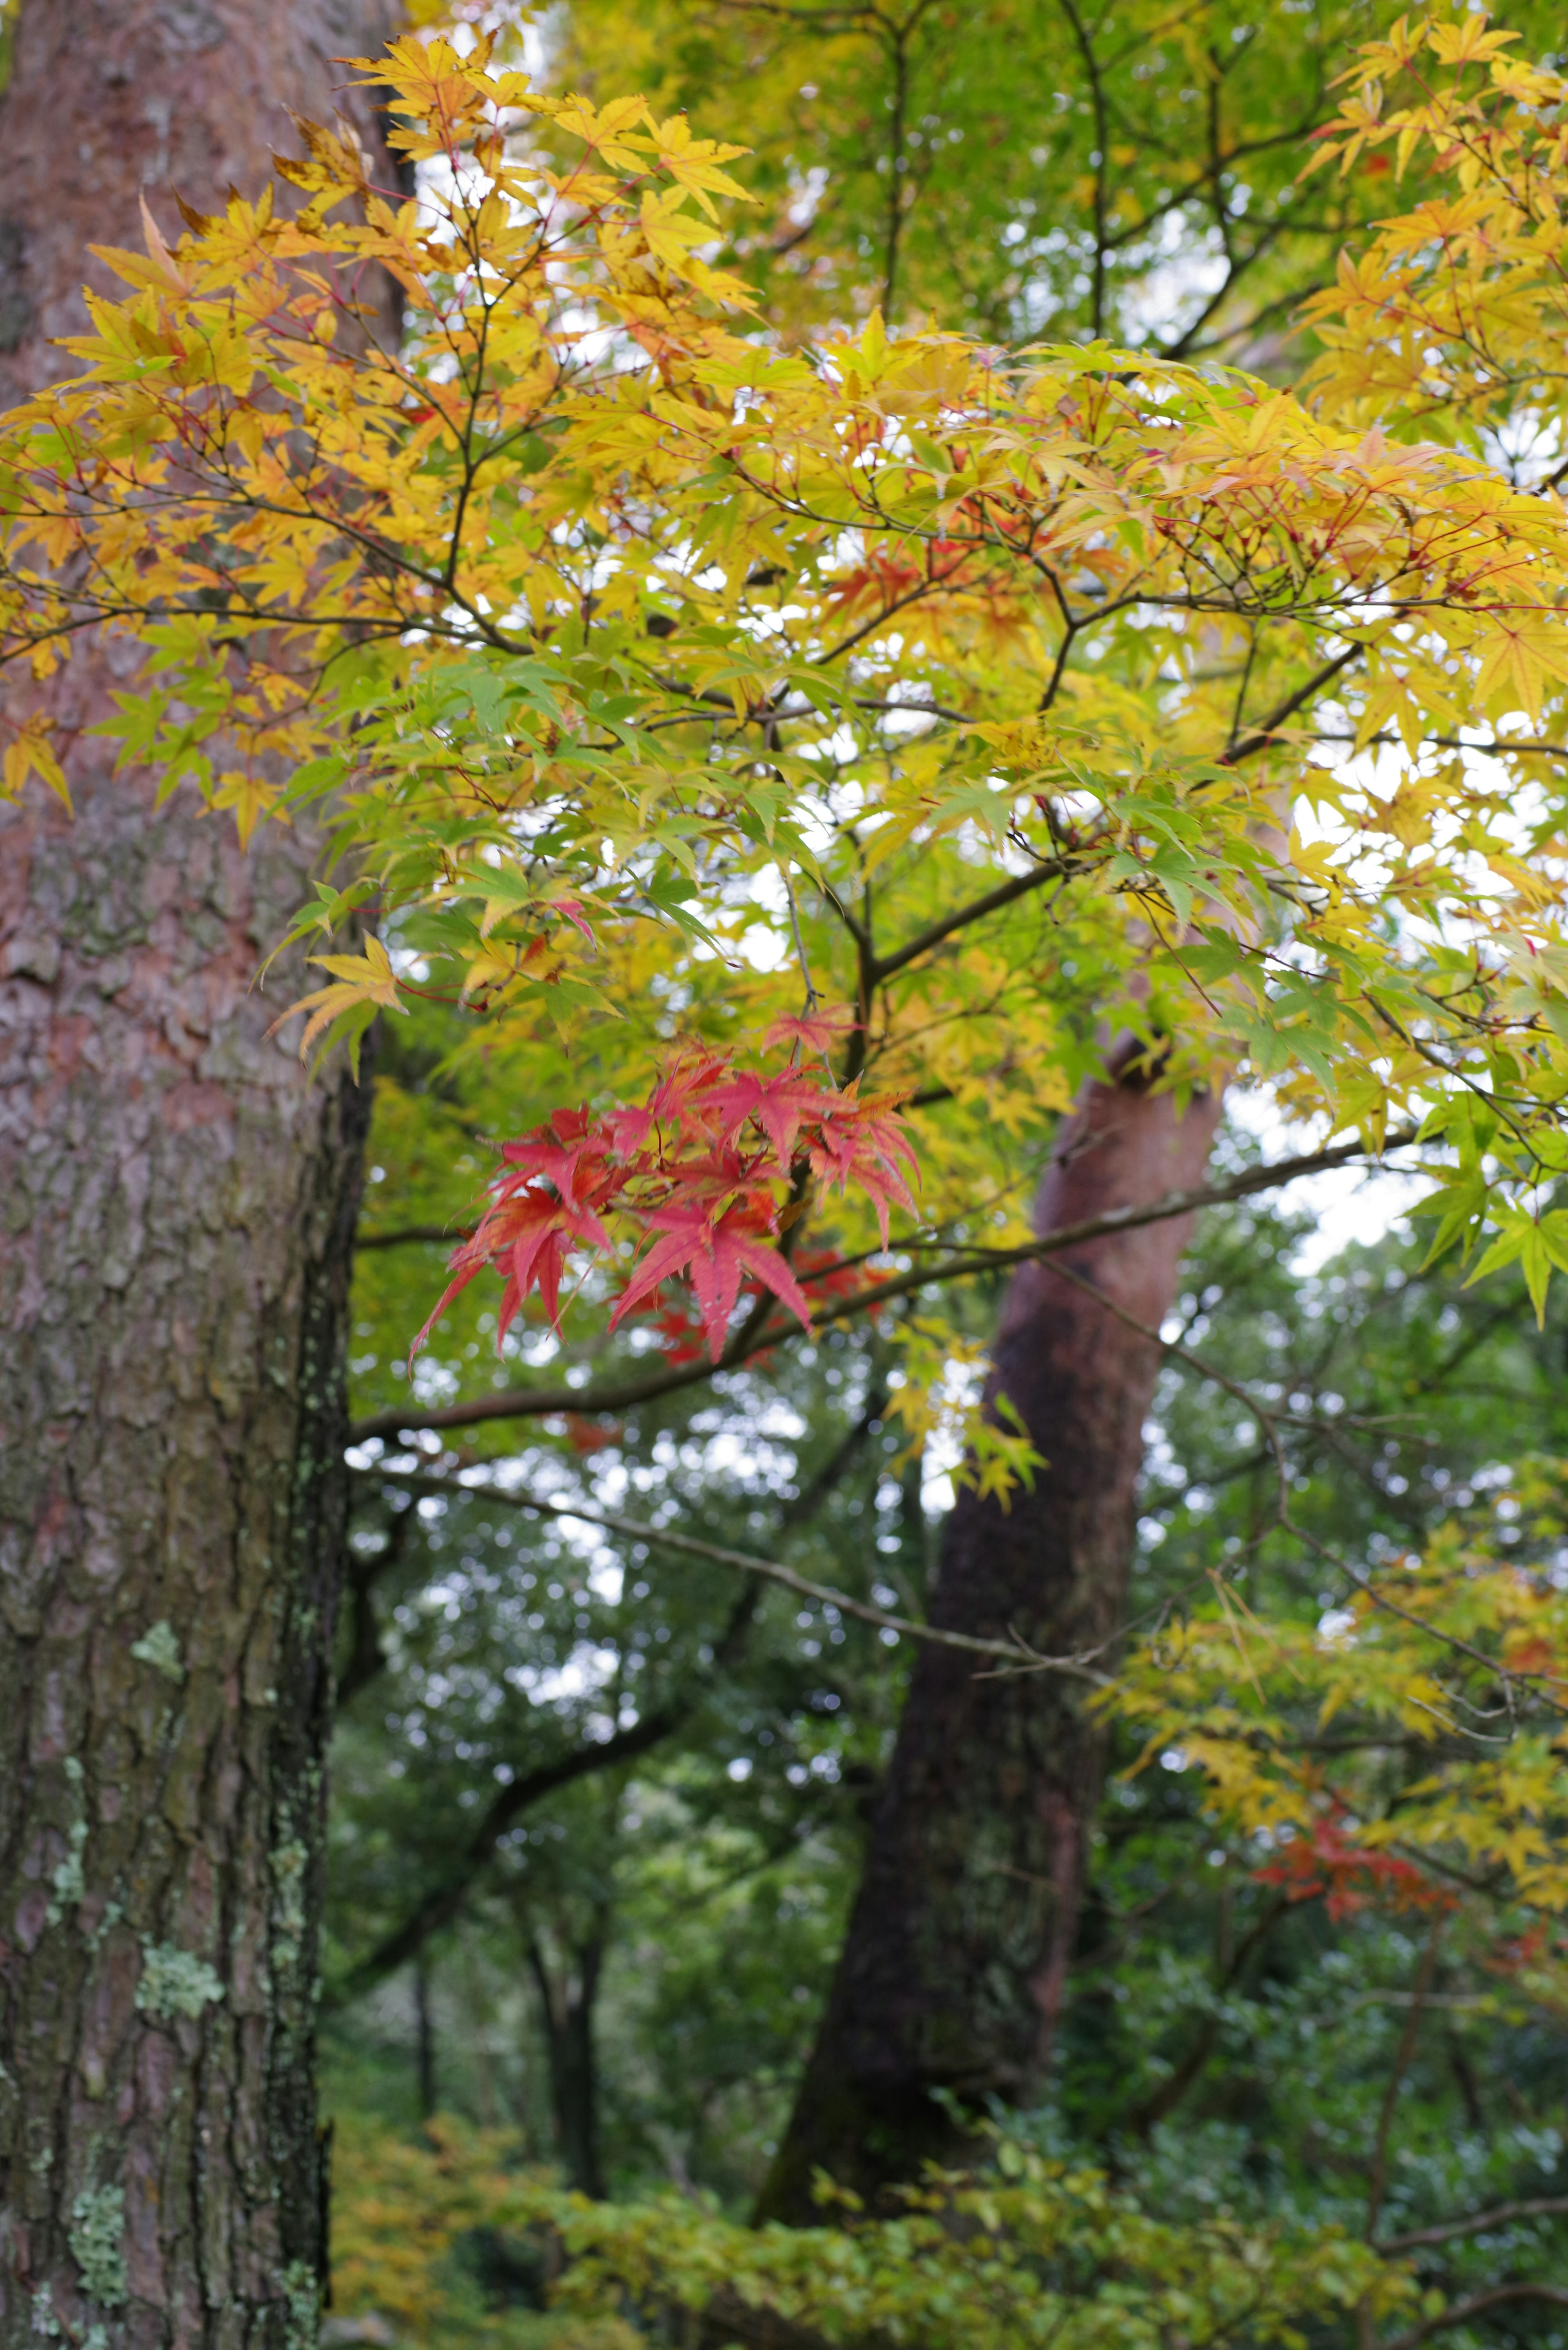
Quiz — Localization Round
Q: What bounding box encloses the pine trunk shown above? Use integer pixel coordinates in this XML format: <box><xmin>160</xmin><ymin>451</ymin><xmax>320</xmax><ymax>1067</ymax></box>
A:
<box><xmin>758</xmin><ymin>1055</ymin><xmax>1223</xmax><ymax>2221</ymax></box>
<box><xmin>0</xmin><ymin>6</ymin><xmax>399</xmax><ymax>2343</ymax></box>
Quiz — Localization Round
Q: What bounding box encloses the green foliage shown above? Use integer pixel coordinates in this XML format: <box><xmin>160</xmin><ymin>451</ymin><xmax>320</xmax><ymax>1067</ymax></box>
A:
<box><xmin>547</xmin><ymin>0</ymin><xmax>1562</xmax><ymax>348</ymax></box>
<box><xmin>326</xmin><ymin>1171</ymin><xmax>1568</xmax><ymax>2339</ymax></box>
<box><xmin>327</xmin><ymin>2111</ymin><xmax>1416</xmax><ymax>2350</ymax></box>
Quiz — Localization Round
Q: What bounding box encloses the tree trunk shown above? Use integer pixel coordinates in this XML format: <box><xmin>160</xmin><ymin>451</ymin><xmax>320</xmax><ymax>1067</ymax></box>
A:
<box><xmin>413</xmin><ymin>1955</ymin><xmax>437</xmax><ymax>2124</ymax></box>
<box><xmin>526</xmin><ymin>1921</ymin><xmax>609</xmax><ymax>2201</ymax></box>
<box><xmin>0</xmin><ymin>6</ymin><xmax>400</xmax><ymax>2343</ymax></box>
<box><xmin>757</xmin><ymin>1050</ymin><xmax>1223</xmax><ymax>2222</ymax></box>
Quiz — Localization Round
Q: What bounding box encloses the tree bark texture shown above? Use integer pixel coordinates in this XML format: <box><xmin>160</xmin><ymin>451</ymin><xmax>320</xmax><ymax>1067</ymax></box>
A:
<box><xmin>0</xmin><ymin>5</ymin><xmax>400</xmax><ymax>2344</ymax></box>
<box><xmin>758</xmin><ymin>1054</ymin><xmax>1223</xmax><ymax>2222</ymax></box>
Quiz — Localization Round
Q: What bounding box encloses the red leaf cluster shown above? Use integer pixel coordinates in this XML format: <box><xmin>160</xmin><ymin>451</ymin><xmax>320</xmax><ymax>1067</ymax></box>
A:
<box><xmin>1254</xmin><ymin>1808</ymin><xmax>1452</xmax><ymax>1922</ymax></box>
<box><xmin>412</xmin><ymin>1042</ymin><xmax>917</xmax><ymax>1365</ymax></box>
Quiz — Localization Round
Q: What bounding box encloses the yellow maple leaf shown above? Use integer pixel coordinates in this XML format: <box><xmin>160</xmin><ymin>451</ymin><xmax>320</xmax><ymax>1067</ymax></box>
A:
<box><xmin>270</xmin><ymin>934</ymin><xmax>408</xmax><ymax>1061</ymax></box>
<box><xmin>1</xmin><ymin>713</ymin><xmax>71</xmax><ymax>812</ymax></box>
<box><xmin>211</xmin><ymin>769</ymin><xmax>286</xmax><ymax>849</ymax></box>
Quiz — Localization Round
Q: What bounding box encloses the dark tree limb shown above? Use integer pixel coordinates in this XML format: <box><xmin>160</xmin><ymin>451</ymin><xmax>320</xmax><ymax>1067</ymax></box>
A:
<box><xmin>1380</xmin><ymin>2285</ymin><xmax>1568</xmax><ymax>2350</ymax></box>
<box><xmin>348</xmin><ymin>1127</ymin><xmax>1420</xmax><ymax>1444</ymax></box>
<box><xmin>1122</xmin><ymin>1894</ymin><xmax>1290</xmax><ymax>2137</ymax></box>
<box><xmin>1366</xmin><ymin>1916</ymin><xmax>1445</xmax><ymax>2241</ymax></box>
<box><xmin>337</xmin><ymin>1498</ymin><xmax>414</xmax><ymax>1706</ymax></box>
<box><xmin>1379</xmin><ymin>2196</ymin><xmax>1568</xmax><ymax>2255</ymax></box>
<box><xmin>335</xmin><ymin>1650</ymin><xmax>731</xmax><ymax>2002</ymax></box>
<box><xmin>338</xmin><ymin>1398</ymin><xmax>889</xmax><ymax>1996</ymax></box>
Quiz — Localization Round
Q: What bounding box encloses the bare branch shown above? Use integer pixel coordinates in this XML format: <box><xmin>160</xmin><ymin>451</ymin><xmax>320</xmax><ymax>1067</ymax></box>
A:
<box><xmin>1380</xmin><ymin>2285</ymin><xmax>1568</xmax><ymax>2350</ymax></box>
<box><xmin>1380</xmin><ymin>2196</ymin><xmax>1568</xmax><ymax>2255</ymax></box>
<box><xmin>358</xmin><ymin>1469</ymin><xmax>1112</xmax><ymax>1682</ymax></box>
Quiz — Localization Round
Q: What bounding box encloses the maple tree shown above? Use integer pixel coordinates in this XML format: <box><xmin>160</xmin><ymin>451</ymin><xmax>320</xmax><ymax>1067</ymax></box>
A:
<box><xmin>11</xmin><ymin>3</ymin><xmax>1568</xmax><ymax>2335</ymax></box>
<box><xmin>6</xmin><ymin>20</ymin><xmax>1568</xmax><ymax>1393</ymax></box>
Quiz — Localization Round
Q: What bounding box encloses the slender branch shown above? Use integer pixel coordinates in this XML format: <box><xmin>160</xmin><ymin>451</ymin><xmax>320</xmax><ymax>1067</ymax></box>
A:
<box><xmin>1380</xmin><ymin>2196</ymin><xmax>1568</xmax><ymax>2256</ymax></box>
<box><xmin>356</xmin><ymin>1469</ymin><xmax>1111</xmax><ymax>1681</ymax></box>
<box><xmin>1225</xmin><ymin>642</ymin><xmax>1365</xmax><ymax>763</ymax></box>
<box><xmin>1058</xmin><ymin>0</ymin><xmax>1110</xmax><ymax>337</ymax></box>
<box><xmin>881</xmin><ymin>16</ymin><xmax>909</xmax><ymax>315</ymax></box>
<box><xmin>1366</xmin><ymin>1916</ymin><xmax>1444</xmax><ymax>2241</ymax></box>
<box><xmin>346</xmin><ymin>1127</ymin><xmax>1421</xmax><ymax>1443</ymax></box>
<box><xmin>869</xmin><ymin>854</ymin><xmax>1074</xmax><ymax>984</ymax></box>
<box><xmin>1379</xmin><ymin>2285</ymin><xmax>1568</xmax><ymax>2350</ymax></box>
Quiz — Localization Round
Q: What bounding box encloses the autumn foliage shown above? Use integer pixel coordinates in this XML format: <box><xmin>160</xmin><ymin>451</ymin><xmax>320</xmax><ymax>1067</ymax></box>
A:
<box><xmin>414</xmin><ymin>1030</ymin><xmax>916</xmax><ymax>1362</ymax></box>
<box><xmin>8</xmin><ymin>0</ymin><xmax>1568</xmax><ymax>2031</ymax></box>
<box><xmin>6</xmin><ymin>15</ymin><xmax>1568</xmax><ymax>1385</ymax></box>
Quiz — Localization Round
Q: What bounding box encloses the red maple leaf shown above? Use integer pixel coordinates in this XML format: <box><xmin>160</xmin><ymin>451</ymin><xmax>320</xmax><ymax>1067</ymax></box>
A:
<box><xmin>409</xmin><ymin>1046</ymin><xmax>920</xmax><ymax>1363</ymax></box>
<box><xmin>700</xmin><ymin>1067</ymin><xmax>839</xmax><ymax>1165</ymax></box>
<box><xmin>766</xmin><ymin>1008</ymin><xmax>855</xmax><ymax>1060</ymax></box>
<box><xmin>609</xmin><ymin>1199</ymin><xmax>814</xmax><ymax>1360</ymax></box>
<box><xmin>1254</xmin><ymin>1809</ymin><xmax>1450</xmax><ymax>1921</ymax></box>
<box><xmin>807</xmin><ymin>1089</ymin><xmax>918</xmax><ymax>1243</ymax></box>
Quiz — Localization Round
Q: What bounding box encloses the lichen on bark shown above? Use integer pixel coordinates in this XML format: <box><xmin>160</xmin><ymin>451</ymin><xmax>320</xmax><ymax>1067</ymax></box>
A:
<box><xmin>0</xmin><ymin>4</ymin><xmax>401</xmax><ymax>2342</ymax></box>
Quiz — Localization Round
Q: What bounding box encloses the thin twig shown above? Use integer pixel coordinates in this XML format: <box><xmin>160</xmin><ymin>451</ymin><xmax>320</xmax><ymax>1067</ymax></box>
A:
<box><xmin>1380</xmin><ymin>2194</ymin><xmax>1568</xmax><ymax>2256</ymax></box>
<box><xmin>1366</xmin><ymin>1916</ymin><xmax>1444</xmax><ymax>2242</ymax></box>
<box><xmin>357</xmin><ymin>1467</ymin><xmax>1112</xmax><ymax>1682</ymax></box>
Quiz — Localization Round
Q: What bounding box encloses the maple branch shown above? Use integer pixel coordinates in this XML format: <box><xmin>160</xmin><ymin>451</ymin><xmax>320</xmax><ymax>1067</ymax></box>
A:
<box><xmin>1379</xmin><ymin>2286</ymin><xmax>1568</xmax><ymax>2350</ymax></box>
<box><xmin>356</xmin><ymin>1469</ymin><xmax>1110</xmax><ymax>1681</ymax></box>
<box><xmin>346</xmin><ymin>1127</ymin><xmax>1421</xmax><ymax>1443</ymax></box>
<box><xmin>1379</xmin><ymin>2196</ymin><xmax>1568</xmax><ymax>2256</ymax></box>
<box><xmin>1313</xmin><ymin>730</ymin><xmax>1568</xmax><ymax>759</ymax></box>
<box><xmin>869</xmin><ymin>854</ymin><xmax>1074</xmax><ymax>984</ymax></box>
<box><xmin>1225</xmin><ymin>640</ymin><xmax>1365</xmax><ymax>763</ymax></box>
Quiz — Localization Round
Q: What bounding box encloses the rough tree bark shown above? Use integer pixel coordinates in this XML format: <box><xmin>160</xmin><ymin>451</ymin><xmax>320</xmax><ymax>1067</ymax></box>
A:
<box><xmin>757</xmin><ymin>1050</ymin><xmax>1223</xmax><ymax>2222</ymax></box>
<box><xmin>0</xmin><ymin>6</ymin><xmax>401</xmax><ymax>2344</ymax></box>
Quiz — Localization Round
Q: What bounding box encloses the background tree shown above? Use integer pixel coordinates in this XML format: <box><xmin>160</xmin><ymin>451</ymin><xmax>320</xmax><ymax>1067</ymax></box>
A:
<box><xmin>322</xmin><ymin>1190</ymin><xmax>1568</xmax><ymax>2348</ymax></box>
<box><xmin>314</xmin><ymin>15</ymin><xmax>1568</xmax><ymax>2338</ymax></box>
<box><xmin>549</xmin><ymin>0</ymin><xmax>1568</xmax><ymax>349</ymax></box>
<box><xmin>0</xmin><ymin>6</ymin><xmax>402</xmax><ymax>2343</ymax></box>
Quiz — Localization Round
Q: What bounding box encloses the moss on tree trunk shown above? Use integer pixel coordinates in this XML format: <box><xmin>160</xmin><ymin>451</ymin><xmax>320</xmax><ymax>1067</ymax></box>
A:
<box><xmin>0</xmin><ymin>5</ymin><xmax>400</xmax><ymax>2340</ymax></box>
